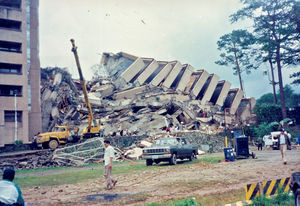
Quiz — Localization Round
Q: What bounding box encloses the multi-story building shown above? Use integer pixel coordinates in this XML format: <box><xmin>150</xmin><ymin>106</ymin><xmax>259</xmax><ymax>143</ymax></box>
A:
<box><xmin>0</xmin><ymin>0</ymin><xmax>41</xmax><ymax>145</ymax></box>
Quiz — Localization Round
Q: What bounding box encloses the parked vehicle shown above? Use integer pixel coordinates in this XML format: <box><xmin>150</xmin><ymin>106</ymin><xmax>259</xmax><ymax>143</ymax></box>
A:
<box><xmin>142</xmin><ymin>137</ymin><xmax>198</xmax><ymax>166</ymax></box>
<box><xmin>34</xmin><ymin>126</ymin><xmax>71</xmax><ymax>149</ymax></box>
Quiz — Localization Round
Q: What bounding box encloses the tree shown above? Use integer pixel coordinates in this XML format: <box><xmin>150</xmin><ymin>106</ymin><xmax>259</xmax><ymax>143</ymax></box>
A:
<box><xmin>230</xmin><ymin>0</ymin><xmax>300</xmax><ymax>119</ymax></box>
<box><xmin>290</xmin><ymin>72</ymin><xmax>300</xmax><ymax>85</ymax></box>
<box><xmin>258</xmin><ymin>34</ymin><xmax>278</xmax><ymax>104</ymax></box>
<box><xmin>215</xmin><ymin>29</ymin><xmax>258</xmax><ymax>93</ymax></box>
<box><xmin>256</xmin><ymin>93</ymin><xmax>275</xmax><ymax>105</ymax></box>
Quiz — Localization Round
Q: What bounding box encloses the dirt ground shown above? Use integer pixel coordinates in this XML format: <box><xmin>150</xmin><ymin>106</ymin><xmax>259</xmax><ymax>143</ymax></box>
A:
<box><xmin>22</xmin><ymin>148</ymin><xmax>300</xmax><ymax>206</ymax></box>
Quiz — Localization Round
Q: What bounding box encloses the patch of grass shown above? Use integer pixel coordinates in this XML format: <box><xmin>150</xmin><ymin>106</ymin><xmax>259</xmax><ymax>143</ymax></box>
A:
<box><xmin>247</xmin><ymin>190</ymin><xmax>294</xmax><ymax>206</ymax></box>
<box><xmin>14</xmin><ymin>161</ymin><xmax>157</xmax><ymax>188</ymax></box>
<box><xmin>14</xmin><ymin>168</ymin><xmax>103</xmax><ymax>188</ymax></box>
<box><xmin>144</xmin><ymin>197</ymin><xmax>197</xmax><ymax>206</ymax></box>
<box><xmin>197</xmin><ymin>156</ymin><xmax>224</xmax><ymax>164</ymax></box>
<box><xmin>13</xmin><ymin>156</ymin><xmax>223</xmax><ymax>188</ymax></box>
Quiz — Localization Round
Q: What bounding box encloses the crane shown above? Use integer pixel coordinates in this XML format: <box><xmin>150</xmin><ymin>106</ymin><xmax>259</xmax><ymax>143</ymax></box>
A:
<box><xmin>70</xmin><ymin>39</ymin><xmax>102</xmax><ymax>138</ymax></box>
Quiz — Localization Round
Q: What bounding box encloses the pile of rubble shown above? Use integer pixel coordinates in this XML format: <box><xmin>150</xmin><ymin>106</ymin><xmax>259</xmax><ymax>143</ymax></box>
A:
<box><xmin>41</xmin><ymin>67</ymin><xmax>80</xmax><ymax>132</ymax></box>
<box><xmin>39</xmin><ymin>52</ymin><xmax>257</xmax><ymax>155</ymax></box>
<box><xmin>0</xmin><ymin>150</ymin><xmax>59</xmax><ymax>170</ymax></box>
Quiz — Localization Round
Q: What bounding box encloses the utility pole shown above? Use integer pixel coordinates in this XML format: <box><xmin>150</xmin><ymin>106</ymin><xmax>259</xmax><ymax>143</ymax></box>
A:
<box><xmin>14</xmin><ymin>90</ymin><xmax>18</xmax><ymax>142</ymax></box>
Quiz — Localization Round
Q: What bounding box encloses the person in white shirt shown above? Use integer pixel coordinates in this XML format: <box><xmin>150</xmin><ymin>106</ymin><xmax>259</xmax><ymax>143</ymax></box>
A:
<box><xmin>97</xmin><ymin>140</ymin><xmax>117</xmax><ymax>190</ymax></box>
<box><xmin>274</xmin><ymin>129</ymin><xmax>290</xmax><ymax>164</ymax></box>
<box><xmin>0</xmin><ymin>168</ymin><xmax>24</xmax><ymax>206</ymax></box>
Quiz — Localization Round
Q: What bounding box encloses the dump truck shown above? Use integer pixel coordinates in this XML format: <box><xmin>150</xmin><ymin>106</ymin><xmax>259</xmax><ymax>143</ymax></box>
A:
<box><xmin>34</xmin><ymin>126</ymin><xmax>71</xmax><ymax>149</ymax></box>
<box><xmin>70</xmin><ymin>39</ymin><xmax>104</xmax><ymax>138</ymax></box>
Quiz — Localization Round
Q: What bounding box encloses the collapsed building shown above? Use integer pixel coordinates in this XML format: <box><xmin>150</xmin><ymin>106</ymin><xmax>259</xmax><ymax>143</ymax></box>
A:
<box><xmin>40</xmin><ymin>52</ymin><xmax>256</xmax><ymax>138</ymax></box>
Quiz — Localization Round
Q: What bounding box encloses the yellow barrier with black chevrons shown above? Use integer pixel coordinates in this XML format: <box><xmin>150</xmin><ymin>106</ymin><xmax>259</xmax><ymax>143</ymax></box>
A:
<box><xmin>245</xmin><ymin>177</ymin><xmax>291</xmax><ymax>200</ymax></box>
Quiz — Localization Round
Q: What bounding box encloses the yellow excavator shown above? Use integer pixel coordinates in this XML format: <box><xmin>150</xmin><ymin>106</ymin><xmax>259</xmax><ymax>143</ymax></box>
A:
<box><xmin>70</xmin><ymin>39</ymin><xmax>103</xmax><ymax>138</ymax></box>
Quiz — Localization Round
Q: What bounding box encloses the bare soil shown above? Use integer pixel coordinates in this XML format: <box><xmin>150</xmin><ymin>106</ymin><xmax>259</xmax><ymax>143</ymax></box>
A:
<box><xmin>22</xmin><ymin>148</ymin><xmax>300</xmax><ymax>206</ymax></box>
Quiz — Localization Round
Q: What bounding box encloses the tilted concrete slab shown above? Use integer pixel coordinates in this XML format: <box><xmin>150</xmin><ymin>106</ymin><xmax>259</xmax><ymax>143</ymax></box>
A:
<box><xmin>162</xmin><ymin>61</ymin><xmax>183</xmax><ymax>89</ymax></box>
<box><xmin>191</xmin><ymin>70</ymin><xmax>209</xmax><ymax>98</ymax></box>
<box><xmin>184</xmin><ymin>72</ymin><xmax>200</xmax><ymax>94</ymax></box>
<box><xmin>176</xmin><ymin>64</ymin><xmax>193</xmax><ymax>92</ymax></box>
<box><xmin>200</xmin><ymin>74</ymin><xmax>219</xmax><ymax>105</ymax></box>
<box><xmin>150</xmin><ymin>62</ymin><xmax>173</xmax><ymax>86</ymax></box>
<box><xmin>114</xmin><ymin>85</ymin><xmax>147</xmax><ymax>99</ymax></box>
<box><xmin>214</xmin><ymin>81</ymin><xmax>231</xmax><ymax>107</ymax></box>
<box><xmin>136</xmin><ymin>60</ymin><xmax>159</xmax><ymax>85</ymax></box>
<box><xmin>120</xmin><ymin>57</ymin><xmax>145</xmax><ymax>83</ymax></box>
<box><xmin>229</xmin><ymin>89</ymin><xmax>244</xmax><ymax>114</ymax></box>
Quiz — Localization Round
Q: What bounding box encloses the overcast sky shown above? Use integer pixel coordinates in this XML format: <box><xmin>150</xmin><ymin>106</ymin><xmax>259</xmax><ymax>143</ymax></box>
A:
<box><xmin>39</xmin><ymin>0</ymin><xmax>299</xmax><ymax>98</ymax></box>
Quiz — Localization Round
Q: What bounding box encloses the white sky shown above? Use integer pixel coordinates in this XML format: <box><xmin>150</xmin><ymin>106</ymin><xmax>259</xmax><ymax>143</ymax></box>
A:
<box><xmin>39</xmin><ymin>0</ymin><xmax>299</xmax><ymax>98</ymax></box>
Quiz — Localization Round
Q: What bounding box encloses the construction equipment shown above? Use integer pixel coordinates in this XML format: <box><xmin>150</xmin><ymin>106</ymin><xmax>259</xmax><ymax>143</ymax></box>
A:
<box><xmin>70</xmin><ymin>39</ymin><xmax>103</xmax><ymax>138</ymax></box>
<box><xmin>34</xmin><ymin>126</ymin><xmax>71</xmax><ymax>149</ymax></box>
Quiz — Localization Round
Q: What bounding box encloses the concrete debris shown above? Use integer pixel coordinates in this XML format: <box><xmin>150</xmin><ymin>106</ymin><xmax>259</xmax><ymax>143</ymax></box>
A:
<box><xmin>36</xmin><ymin>52</ymin><xmax>257</xmax><ymax>166</ymax></box>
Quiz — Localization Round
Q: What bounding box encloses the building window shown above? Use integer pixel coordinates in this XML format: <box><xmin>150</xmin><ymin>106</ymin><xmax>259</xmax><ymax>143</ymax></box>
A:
<box><xmin>0</xmin><ymin>85</ymin><xmax>22</xmax><ymax>96</ymax></box>
<box><xmin>0</xmin><ymin>40</ymin><xmax>22</xmax><ymax>53</ymax></box>
<box><xmin>0</xmin><ymin>63</ymin><xmax>22</xmax><ymax>74</ymax></box>
<box><xmin>0</xmin><ymin>0</ymin><xmax>21</xmax><ymax>9</ymax></box>
<box><xmin>0</xmin><ymin>18</ymin><xmax>21</xmax><ymax>31</ymax></box>
<box><xmin>4</xmin><ymin>111</ymin><xmax>22</xmax><ymax>122</ymax></box>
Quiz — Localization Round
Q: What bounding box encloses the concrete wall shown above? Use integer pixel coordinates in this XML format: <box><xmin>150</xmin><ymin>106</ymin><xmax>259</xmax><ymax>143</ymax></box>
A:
<box><xmin>191</xmin><ymin>70</ymin><xmax>209</xmax><ymax>98</ymax></box>
<box><xmin>177</xmin><ymin>131</ymin><xmax>225</xmax><ymax>152</ymax></box>
<box><xmin>150</xmin><ymin>62</ymin><xmax>173</xmax><ymax>86</ymax></box>
<box><xmin>0</xmin><ymin>0</ymin><xmax>29</xmax><ymax>145</ymax></box>
<box><xmin>200</xmin><ymin>74</ymin><xmax>219</xmax><ymax>105</ymax></box>
<box><xmin>215</xmin><ymin>81</ymin><xmax>231</xmax><ymax>107</ymax></box>
<box><xmin>229</xmin><ymin>89</ymin><xmax>244</xmax><ymax>114</ymax></box>
<box><xmin>176</xmin><ymin>65</ymin><xmax>193</xmax><ymax>92</ymax></box>
<box><xmin>162</xmin><ymin>61</ymin><xmax>182</xmax><ymax>89</ymax></box>
<box><xmin>28</xmin><ymin>0</ymin><xmax>42</xmax><ymax>140</ymax></box>
<box><xmin>136</xmin><ymin>60</ymin><xmax>159</xmax><ymax>85</ymax></box>
<box><xmin>120</xmin><ymin>57</ymin><xmax>145</xmax><ymax>83</ymax></box>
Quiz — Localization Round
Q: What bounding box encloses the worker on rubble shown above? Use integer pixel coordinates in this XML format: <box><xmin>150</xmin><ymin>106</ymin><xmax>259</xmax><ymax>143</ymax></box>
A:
<box><xmin>97</xmin><ymin>140</ymin><xmax>117</xmax><ymax>190</ymax></box>
<box><xmin>0</xmin><ymin>168</ymin><xmax>24</xmax><ymax>206</ymax></box>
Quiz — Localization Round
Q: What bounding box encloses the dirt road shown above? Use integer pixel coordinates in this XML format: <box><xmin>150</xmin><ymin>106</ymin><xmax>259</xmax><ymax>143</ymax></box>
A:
<box><xmin>22</xmin><ymin>149</ymin><xmax>300</xmax><ymax>205</ymax></box>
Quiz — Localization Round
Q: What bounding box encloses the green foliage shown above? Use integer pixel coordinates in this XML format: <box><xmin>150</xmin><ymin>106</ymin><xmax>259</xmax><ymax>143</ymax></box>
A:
<box><xmin>174</xmin><ymin>198</ymin><xmax>197</xmax><ymax>206</ymax></box>
<box><xmin>247</xmin><ymin>187</ymin><xmax>294</xmax><ymax>206</ymax></box>
<box><xmin>256</xmin><ymin>93</ymin><xmax>275</xmax><ymax>105</ymax></box>
<box><xmin>230</xmin><ymin>0</ymin><xmax>299</xmax><ymax>118</ymax></box>
<box><xmin>255</xmin><ymin>104</ymin><xmax>282</xmax><ymax>123</ymax></box>
<box><xmin>14</xmin><ymin>140</ymin><xmax>23</xmax><ymax>146</ymax></box>
<box><xmin>215</xmin><ymin>29</ymin><xmax>258</xmax><ymax>75</ymax></box>
<box><xmin>290</xmin><ymin>71</ymin><xmax>300</xmax><ymax>85</ymax></box>
<box><xmin>145</xmin><ymin>198</ymin><xmax>197</xmax><ymax>206</ymax></box>
<box><xmin>254</xmin><ymin>122</ymin><xmax>272</xmax><ymax>137</ymax></box>
<box><xmin>277</xmin><ymin>85</ymin><xmax>300</xmax><ymax>108</ymax></box>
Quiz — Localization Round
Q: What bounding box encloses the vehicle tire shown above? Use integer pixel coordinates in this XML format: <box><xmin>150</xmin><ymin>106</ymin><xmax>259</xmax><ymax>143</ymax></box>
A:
<box><xmin>170</xmin><ymin>154</ymin><xmax>177</xmax><ymax>165</ymax></box>
<box><xmin>48</xmin><ymin>139</ymin><xmax>59</xmax><ymax>149</ymax></box>
<box><xmin>295</xmin><ymin>188</ymin><xmax>300</xmax><ymax>206</ymax></box>
<box><xmin>146</xmin><ymin>159</ymin><xmax>153</xmax><ymax>166</ymax></box>
<box><xmin>188</xmin><ymin>152</ymin><xmax>196</xmax><ymax>161</ymax></box>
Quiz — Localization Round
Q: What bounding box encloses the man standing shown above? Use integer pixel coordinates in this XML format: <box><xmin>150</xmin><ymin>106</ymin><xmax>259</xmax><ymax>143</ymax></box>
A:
<box><xmin>0</xmin><ymin>168</ymin><xmax>24</xmax><ymax>206</ymax></box>
<box><xmin>274</xmin><ymin>129</ymin><xmax>289</xmax><ymax>164</ymax></box>
<box><xmin>98</xmin><ymin>140</ymin><xmax>117</xmax><ymax>190</ymax></box>
<box><xmin>257</xmin><ymin>137</ymin><xmax>264</xmax><ymax>151</ymax></box>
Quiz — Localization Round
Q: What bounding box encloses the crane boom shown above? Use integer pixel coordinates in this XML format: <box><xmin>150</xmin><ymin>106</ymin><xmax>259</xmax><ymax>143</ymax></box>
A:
<box><xmin>70</xmin><ymin>39</ymin><xmax>94</xmax><ymax>130</ymax></box>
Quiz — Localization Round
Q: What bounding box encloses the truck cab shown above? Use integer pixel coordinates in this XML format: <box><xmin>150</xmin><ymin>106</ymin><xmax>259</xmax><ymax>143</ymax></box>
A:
<box><xmin>35</xmin><ymin>126</ymin><xmax>71</xmax><ymax>149</ymax></box>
